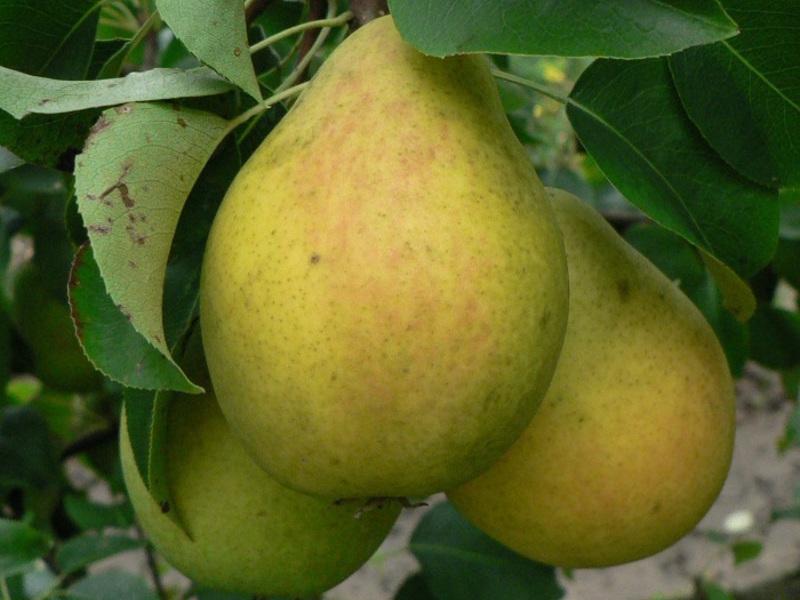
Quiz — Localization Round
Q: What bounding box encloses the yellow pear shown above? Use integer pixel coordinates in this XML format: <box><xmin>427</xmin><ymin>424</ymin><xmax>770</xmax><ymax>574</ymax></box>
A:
<box><xmin>199</xmin><ymin>16</ymin><xmax>568</xmax><ymax>498</ymax></box>
<box><xmin>448</xmin><ymin>188</ymin><xmax>736</xmax><ymax>568</ymax></box>
<box><xmin>120</xmin><ymin>340</ymin><xmax>400</xmax><ymax>596</ymax></box>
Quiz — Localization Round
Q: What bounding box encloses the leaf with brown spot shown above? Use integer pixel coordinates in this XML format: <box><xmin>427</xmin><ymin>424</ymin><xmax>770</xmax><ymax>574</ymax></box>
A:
<box><xmin>69</xmin><ymin>243</ymin><xmax>202</xmax><ymax>392</ymax></box>
<box><xmin>75</xmin><ymin>102</ymin><xmax>228</xmax><ymax>391</ymax></box>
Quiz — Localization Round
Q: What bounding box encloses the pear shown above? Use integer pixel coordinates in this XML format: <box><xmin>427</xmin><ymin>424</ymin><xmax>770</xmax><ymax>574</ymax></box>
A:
<box><xmin>448</xmin><ymin>188</ymin><xmax>736</xmax><ymax>568</ymax></box>
<box><xmin>199</xmin><ymin>16</ymin><xmax>568</xmax><ymax>498</ymax></box>
<box><xmin>119</xmin><ymin>340</ymin><xmax>400</xmax><ymax>597</ymax></box>
<box><xmin>11</xmin><ymin>262</ymin><xmax>103</xmax><ymax>393</ymax></box>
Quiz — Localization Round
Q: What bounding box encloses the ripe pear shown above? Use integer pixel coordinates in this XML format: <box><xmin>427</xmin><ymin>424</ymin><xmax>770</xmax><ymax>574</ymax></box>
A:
<box><xmin>10</xmin><ymin>262</ymin><xmax>103</xmax><ymax>393</ymax></box>
<box><xmin>119</xmin><ymin>341</ymin><xmax>400</xmax><ymax>597</ymax></box>
<box><xmin>448</xmin><ymin>188</ymin><xmax>736</xmax><ymax>568</ymax></box>
<box><xmin>199</xmin><ymin>16</ymin><xmax>568</xmax><ymax>498</ymax></box>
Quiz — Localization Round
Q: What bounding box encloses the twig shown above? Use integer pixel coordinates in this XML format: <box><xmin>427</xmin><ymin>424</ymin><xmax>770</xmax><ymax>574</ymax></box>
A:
<box><xmin>294</xmin><ymin>0</ymin><xmax>329</xmax><ymax>84</ymax></box>
<box><xmin>490</xmin><ymin>68</ymin><xmax>569</xmax><ymax>105</ymax></box>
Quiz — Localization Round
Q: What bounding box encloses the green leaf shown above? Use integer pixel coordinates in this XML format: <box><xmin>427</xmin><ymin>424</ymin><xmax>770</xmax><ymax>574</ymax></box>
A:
<box><xmin>123</xmin><ymin>388</ymin><xmax>189</xmax><ymax>534</ymax></box>
<box><xmin>670</xmin><ymin>0</ymin><xmax>800</xmax><ymax>191</ymax></box>
<box><xmin>0</xmin><ymin>406</ymin><xmax>61</xmax><ymax>490</ymax></box>
<box><xmin>748</xmin><ymin>305</ymin><xmax>800</xmax><ymax>370</ymax></box>
<box><xmin>395</xmin><ymin>574</ymin><xmax>439</xmax><ymax>600</ymax></box>
<box><xmin>567</xmin><ymin>57</ymin><xmax>779</xmax><ymax>278</ymax></box>
<box><xmin>0</xmin><ymin>0</ymin><xmax>99</xmax><ymax>79</ymax></box>
<box><xmin>624</xmin><ymin>222</ymin><xmax>748</xmax><ymax>376</ymax></box>
<box><xmin>66</xmin><ymin>571</ymin><xmax>158</xmax><ymax>600</ymax></box>
<box><xmin>69</xmin><ymin>244</ymin><xmax>200</xmax><ymax>392</ymax></box>
<box><xmin>63</xmin><ymin>494</ymin><xmax>135</xmax><ymax>532</ymax></box>
<box><xmin>410</xmin><ymin>503</ymin><xmax>564</xmax><ymax>600</ymax></box>
<box><xmin>57</xmin><ymin>534</ymin><xmax>145</xmax><ymax>576</ymax></box>
<box><xmin>389</xmin><ymin>0</ymin><xmax>737</xmax><ymax>58</ymax></box>
<box><xmin>74</xmin><ymin>102</ymin><xmax>229</xmax><ymax>387</ymax></box>
<box><xmin>158</xmin><ymin>0</ymin><xmax>261</xmax><ymax>100</ymax></box>
<box><xmin>0</xmin><ymin>519</ymin><xmax>51</xmax><ymax>579</ymax></box>
<box><xmin>700</xmin><ymin>581</ymin><xmax>735</xmax><ymax>600</ymax></box>
<box><xmin>163</xmin><ymin>136</ymin><xmax>240</xmax><ymax>346</ymax></box>
<box><xmin>731</xmin><ymin>540</ymin><xmax>763</xmax><ymax>565</ymax></box>
<box><xmin>0</xmin><ymin>66</ymin><xmax>235</xmax><ymax>119</ymax></box>
<box><xmin>1</xmin><ymin>109</ymin><xmax>99</xmax><ymax>170</ymax></box>
<box><xmin>0</xmin><ymin>147</ymin><xmax>22</xmax><ymax>173</ymax></box>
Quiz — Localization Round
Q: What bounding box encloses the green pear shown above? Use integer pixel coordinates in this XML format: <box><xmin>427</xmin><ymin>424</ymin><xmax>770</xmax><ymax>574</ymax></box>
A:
<box><xmin>119</xmin><ymin>344</ymin><xmax>400</xmax><ymax>597</ymax></box>
<box><xmin>10</xmin><ymin>262</ymin><xmax>103</xmax><ymax>393</ymax></box>
<box><xmin>199</xmin><ymin>16</ymin><xmax>568</xmax><ymax>498</ymax></box>
<box><xmin>448</xmin><ymin>188</ymin><xmax>736</xmax><ymax>568</ymax></box>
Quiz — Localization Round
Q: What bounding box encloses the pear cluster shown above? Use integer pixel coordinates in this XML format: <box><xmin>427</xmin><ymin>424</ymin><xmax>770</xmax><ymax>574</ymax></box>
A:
<box><xmin>123</xmin><ymin>14</ymin><xmax>735</xmax><ymax>598</ymax></box>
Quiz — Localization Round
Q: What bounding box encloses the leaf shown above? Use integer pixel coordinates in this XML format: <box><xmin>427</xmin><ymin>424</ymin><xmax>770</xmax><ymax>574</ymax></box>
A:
<box><xmin>56</xmin><ymin>534</ymin><xmax>145</xmax><ymax>576</ymax></box>
<box><xmin>670</xmin><ymin>0</ymin><xmax>800</xmax><ymax>191</ymax></box>
<box><xmin>389</xmin><ymin>0</ymin><xmax>737</xmax><ymax>58</ymax></box>
<box><xmin>0</xmin><ymin>519</ymin><xmax>51</xmax><ymax>579</ymax></box>
<box><xmin>731</xmin><ymin>540</ymin><xmax>763</xmax><ymax>565</ymax></box>
<box><xmin>0</xmin><ymin>66</ymin><xmax>235</xmax><ymax>119</ymax></box>
<box><xmin>163</xmin><ymin>136</ymin><xmax>240</xmax><ymax>346</ymax></box>
<box><xmin>123</xmin><ymin>388</ymin><xmax>189</xmax><ymax>534</ymax></box>
<box><xmin>395</xmin><ymin>573</ymin><xmax>439</xmax><ymax>600</ymax></box>
<box><xmin>0</xmin><ymin>0</ymin><xmax>99</xmax><ymax>78</ymax></box>
<box><xmin>567</xmin><ymin>57</ymin><xmax>779</xmax><ymax>278</ymax></box>
<box><xmin>0</xmin><ymin>406</ymin><xmax>61</xmax><ymax>490</ymax></box>
<box><xmin>0</xmin><ymin>147</ymin><xmax>22</xmax><ymax>173</ymax></box>
<box><xmin>69</xmin><ymin>244</ymin><xmax>200</xmax><ymax>392</ymax></box>
<box><xmin>158</xmin><ymin>0</ymin><xmax>261</xmax><ymax>100</ymax></box>
<box><xmin>410</xmin><ymin>502</ymin><xmax>564</xmax><ymax>600</ymax></box>
<box><xmin>701</xmin><ymin>581</ymin><xmax>735</xmax><ymax>600</ymax></box>
<box><xmin>700</xmin><ymin>251</ymin><xmax>756</xmax><ymax>322</ymax></box>
<box><xmin>74</xmin><ymin>102</ymin><xmax>229</xmax><ymax>383</ymax></box>
<box><xmin>748</xmin><ymin>305</ymin><xmax>800</xmax><ymax>370</ymax></box>
<box><xmin>63</xmin><ymin>495</ymin><xmax>135</xmax><ymax>532</ymax></box>
<box><xmin>66</xmin><ymin>571</ymin><xmax>158</xmax><ymax>600</ymax></box>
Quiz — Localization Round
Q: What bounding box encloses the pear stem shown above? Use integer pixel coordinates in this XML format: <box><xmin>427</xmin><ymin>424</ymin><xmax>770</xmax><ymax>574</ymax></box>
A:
<box><xmin>249</xmin><ymin>10</ymin><xmax>353</xmax><ymax>56</ymax></box>
<box><xmin>490</xmin><ymin>68</ymin><xmax>569</xmax><ymax>105</ymax></box>
<box><xmin>224</xmin><ymin>83</ymin><xmax>308</xmax><ymax>136</ymax></box>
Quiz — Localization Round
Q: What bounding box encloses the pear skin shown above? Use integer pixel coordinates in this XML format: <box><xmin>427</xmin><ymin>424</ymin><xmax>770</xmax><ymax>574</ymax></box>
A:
<box><xmin>448</xmin><ymin>188</ymin><xmax>736</xmax><ymax>568</ymax></box>
<box><xmin>120</xmin><ymin>349</ymin><xmax>399</xmax><ymax>596</ymax></box>
<box><xmin>199</xmin><ymin>16</ymin><xmax>568</xmax><ymax>498</ymax></box>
